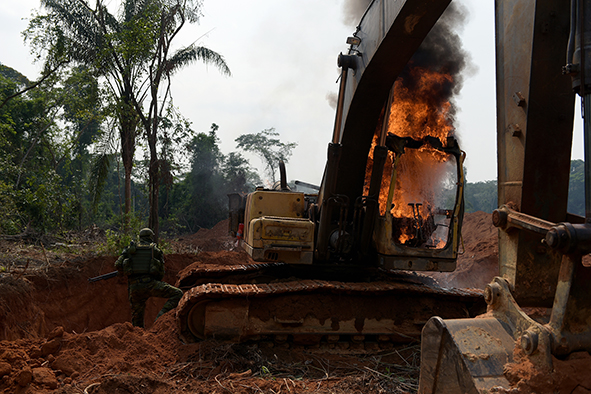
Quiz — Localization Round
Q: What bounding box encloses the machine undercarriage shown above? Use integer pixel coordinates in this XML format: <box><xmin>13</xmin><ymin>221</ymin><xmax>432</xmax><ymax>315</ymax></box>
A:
<box><xmin>175</xmin><ymin>263</ymin><xmax>485</xmax><ymax>345</ymax></box>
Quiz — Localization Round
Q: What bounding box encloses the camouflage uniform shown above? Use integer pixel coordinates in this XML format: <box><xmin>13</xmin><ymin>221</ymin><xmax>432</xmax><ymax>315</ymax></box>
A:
<box><xmin>115</xmin><ymin>228</ymin><xmax>183</xmax><ymax>328</ymax></box>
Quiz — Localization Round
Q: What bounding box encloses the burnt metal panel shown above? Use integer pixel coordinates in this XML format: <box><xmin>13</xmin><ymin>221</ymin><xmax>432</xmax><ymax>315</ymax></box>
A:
<box><xmin>495</xmin><ymin>0</ymin><xmax>575</xmax><ymax>305</ymax></box>
<box><xmin>332</xmin><ymin>0</ymin><xmax>452</xmax><ymax>209</ymax></box>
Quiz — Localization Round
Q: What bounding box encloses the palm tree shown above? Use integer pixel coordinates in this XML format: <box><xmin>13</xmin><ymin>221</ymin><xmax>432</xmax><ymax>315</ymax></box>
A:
<box><xmin>130</xmin><ymin>1</ymin><xmax>231</xmax><ymax>238</ymax></box>
<box><xmin>28</xmin><ymin>0</ymin><xmax>231</xmax><ymax>237</ymax></box>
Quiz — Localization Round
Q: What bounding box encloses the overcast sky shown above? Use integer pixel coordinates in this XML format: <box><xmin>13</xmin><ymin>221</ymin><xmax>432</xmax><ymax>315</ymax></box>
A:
<box><xmin>0</xmin><ymin>0</ymin><xmax>585</xmax><ymax>185</ymax></box>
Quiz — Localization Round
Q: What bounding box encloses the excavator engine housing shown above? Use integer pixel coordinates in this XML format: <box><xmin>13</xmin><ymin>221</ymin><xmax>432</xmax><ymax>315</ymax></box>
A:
<box><xmin>243</xmin><ymin>190</ymin><xmax>314</xmax><ymax>264</ymax></box>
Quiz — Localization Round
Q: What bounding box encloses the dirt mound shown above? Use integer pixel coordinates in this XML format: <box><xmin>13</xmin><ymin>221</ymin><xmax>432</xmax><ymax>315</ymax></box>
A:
<box><xmin>498</xmin><ymin>347</ymin><xmax>591</xmax><ymax>393</ymax></box>
<box><xmin>428</xmin><ymin>210</ymin><xmax>499</xmax><ymax>289</ymax></box>
<box><xmin>0</xmin><ymin>220</ymin><xmax>421</xmax><ymax>393</ymax></box>
<box><xmin>174</xmin><ymin>219</ymin><xmax>236</xmax><ymax>253</ymax></box>
<box><xmin>0</xmin><ymin>311</ymin><xmax>419</xmax><ymax>393</ymax></box>
<box><xmin>0</xmin><ymin>276</ymin><xmax>47</xmax><ymax>340</ymax></box>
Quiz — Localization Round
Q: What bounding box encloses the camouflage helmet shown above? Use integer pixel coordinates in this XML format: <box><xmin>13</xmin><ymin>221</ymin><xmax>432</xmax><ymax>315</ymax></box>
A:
<box><xmin>139</xmin><ymin>228</ymin><xmax>155</xmax><ymax>239</ymax></box>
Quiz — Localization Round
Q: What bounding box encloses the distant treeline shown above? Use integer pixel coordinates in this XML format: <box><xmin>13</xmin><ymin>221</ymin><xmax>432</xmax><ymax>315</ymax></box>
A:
<box><xmin>464</xmin><ymin>159</ymin><xmax>586</xmax><ymax>216</ymax></box>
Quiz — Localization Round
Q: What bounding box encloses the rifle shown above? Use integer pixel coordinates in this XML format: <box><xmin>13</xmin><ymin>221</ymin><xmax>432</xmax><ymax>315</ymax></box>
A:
<box><xmin>88</xmin><ymin>271</ymin><xmax>119</xmax><ymax>283</ymax></box>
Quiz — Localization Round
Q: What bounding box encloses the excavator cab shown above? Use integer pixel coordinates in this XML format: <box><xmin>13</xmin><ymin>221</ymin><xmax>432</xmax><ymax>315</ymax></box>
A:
<box><xmin>228</xmin><ymin>0</ymin><xmax>468</xmax><ymax>280</ymax></box>
<box><xmin>372</xmin><ymin>134</ymin><xmax>465</xmax><ymax>272</ymax></box>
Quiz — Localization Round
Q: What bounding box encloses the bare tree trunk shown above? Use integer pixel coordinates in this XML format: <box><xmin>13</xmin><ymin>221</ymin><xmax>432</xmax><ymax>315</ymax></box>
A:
<box><xmin>147</xmin><ymin>134</ymin><xmax>159</xmax><ymax>242</ymax></box>
<box><xmin>119</xmin><ymin>95</ymin><xmax>137</xmax><ymax>233</ymax></box>
<box><xmin>123</xmin><ymin>158</ymin><xmax>132</xmax><ymax>228</ymax></box>
<box><xmin>146</xmin><ymin>66</ymin><xmax>162</xmax><ymax>242</ymax></box>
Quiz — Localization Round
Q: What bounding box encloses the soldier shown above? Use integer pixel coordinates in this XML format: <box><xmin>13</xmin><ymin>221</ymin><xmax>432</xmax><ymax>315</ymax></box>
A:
<box><xmin>115</xmin><ymin>228</ymin><xmax>183</xmax><ymax>327</ymax></box>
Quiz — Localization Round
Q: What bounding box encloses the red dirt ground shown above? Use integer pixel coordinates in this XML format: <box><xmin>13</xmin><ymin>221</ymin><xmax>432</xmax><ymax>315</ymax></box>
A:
<box><xmin>0</xmin><ymin>212</ymin><xmax>589</xmax><ymax>393</ymax></box>
<box><xmin>427</xmin><ymin>210</ymin><xmax>499</xmax><ymax>290</ymax></box>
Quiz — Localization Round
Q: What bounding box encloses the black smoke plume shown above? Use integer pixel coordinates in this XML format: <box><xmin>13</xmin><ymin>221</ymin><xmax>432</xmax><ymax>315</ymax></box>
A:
<box><xmin>400</xmin><ymin>2</ymin><xmax>474</xmax><ymax>123</ymax></box>
<box><xmin>342</xmin><ymin>0</ymin><xmax>372</xmax><ymax>27</ymax></box>
<box><xmin>340</xmin><ymin>1</ymin><xmax>474</xmax><ymax>130</ymax></box>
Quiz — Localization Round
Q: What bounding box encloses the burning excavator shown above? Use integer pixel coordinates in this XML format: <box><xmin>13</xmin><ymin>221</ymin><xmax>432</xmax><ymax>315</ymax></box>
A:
<box><xmin>175</xmin><ymin>0</ymin><xmax>484</xmax><ymax>346</ymax></box>
<box><xmin>177</xmin><ymin>0</ymin><xmax>591</xmax><ymax>389</ymax></box>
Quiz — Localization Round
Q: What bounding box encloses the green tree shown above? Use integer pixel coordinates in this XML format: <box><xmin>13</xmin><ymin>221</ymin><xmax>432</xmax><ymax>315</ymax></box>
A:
<box><xmin>464</xmin><ymin>180</ymin><xmax>498</xmax><ymax>214</ymax></box>
<box><xmin>0</xmin><ymin>64</ymin><xmax>104</xmax><ymax>232</ymax></box>
<box><xmin>168</xmin><ymin>124</ymin><xmax>225</xmax><ymax>232</ymax></box>
<box><xmin>235</xmin><ymin>128</ymin><xmax>297</xmax><ymax>185</ymax></box>
<box><xmin>26</xmin><ymin>0</ymin><xmax>231</xmax><ymax>239</ymax></box>
<box><xmin>157</xmin><ymin>105</ymin><xmax>196</xmax><ymax>221</ymax></box>
<box><xmin>164</xmin><ymin>124</ymin><xmax>260</xmax><ymax>234</ymax></box>
<box><xmin>57</xmin><ymin>67</ymin><xmax>104</xmax><ymax>228</ymax></box>
<box><xmin>25</xmin><ymin>0</ymin><xmax>141</xmax><ymax>231</ymax></box>
<box><xmin>2</xmin><ymin>68</ymin><xmax>41</xmax><ymax>231</ymax></box>
<box><xmin>221</xmin><ymin>152</ymin><xmax>261</xmax><ymax>194</ymax></box>
<box><xmin>0</xmin><ymin>66</ymin><xmax>36</xmax><ymax>233</ymax></box>
<box><xmin>110</xmin><ymin>0</ymin><xmax>232</xmax><ymax>238</ymax></box>
<box><xmin>568</xmin><ymin>159</ymin><xmax>585</xmax><ymax>216</ymax></box>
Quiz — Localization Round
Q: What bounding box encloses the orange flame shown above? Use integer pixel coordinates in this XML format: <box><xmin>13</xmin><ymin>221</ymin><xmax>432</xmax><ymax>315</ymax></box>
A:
<box><xmin>387</xmin><ymin>67</ymin><xmax>454</xmax><ymax>141</ymax></box>
<box><xmin>365</xmin><ymin>67</ymin><xmax>458</xmax><ymax>248</ymax></box>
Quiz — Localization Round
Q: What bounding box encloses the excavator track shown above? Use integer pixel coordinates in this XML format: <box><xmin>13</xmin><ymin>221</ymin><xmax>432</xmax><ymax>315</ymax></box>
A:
<box><xmin>176</xmin><ymin>260</ymin><xmax>447</xmax><ymax>289</ymax></box>
<box><xmin>176</xmin><ymin>278</ymin><xmax>485</xmax><ymax>345</ymax></box>
<box><xmin>176</xmin><ymin>262</ymin><xmax>289</xmax><ymax>289</ymax></box>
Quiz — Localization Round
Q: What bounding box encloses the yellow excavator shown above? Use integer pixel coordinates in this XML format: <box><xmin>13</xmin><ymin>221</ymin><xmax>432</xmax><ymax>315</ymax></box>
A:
<box><xmin>176</xmin><ymin>0</ymin><xmax>485</xmax><ymax>346</ymax></box>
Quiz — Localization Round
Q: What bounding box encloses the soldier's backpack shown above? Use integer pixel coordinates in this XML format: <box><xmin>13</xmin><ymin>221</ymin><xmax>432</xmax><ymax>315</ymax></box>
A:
<box><xmin>122</xmin><ymin>242</ymin><xmax>165</xmax><ymax>280</ymax></box>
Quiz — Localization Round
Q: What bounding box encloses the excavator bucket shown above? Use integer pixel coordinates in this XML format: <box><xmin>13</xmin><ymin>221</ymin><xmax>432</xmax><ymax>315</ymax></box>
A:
<box><xmin>419</xmin><ymin>316</ymin><xmax>515</xmax><ymax>393</ymax></box>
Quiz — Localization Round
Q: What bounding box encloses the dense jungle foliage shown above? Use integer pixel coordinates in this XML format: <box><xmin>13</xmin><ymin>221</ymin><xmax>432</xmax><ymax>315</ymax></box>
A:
<box><xmin>0</xmin><ymin>61</ymin><xmax>587</xmax><ymax>236</ymax></box>
<box><xmin>0</xmin><ymin>63</ymin><xmax>586</xmax><ymax>237</ymax></box>
<box><xmin>0</xmin><ymin>58</ymin><xmax>307</xmax><ymax>237</ymax></box>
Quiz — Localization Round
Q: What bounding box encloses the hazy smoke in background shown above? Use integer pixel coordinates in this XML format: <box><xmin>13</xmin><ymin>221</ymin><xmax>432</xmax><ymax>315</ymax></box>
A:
<box><xmin>400</xmin><ymin>2</ymin><xmax>475</xmax><ymax>127</ymax></box>
<box><xmin>342</xmin><ymin>0</ymin><xmax>372</xmax><ymax>26</ymax></box>
<box><xmin>326</xmin><ymin>92</ymin><xmax>338</xmax><ymax>109</ymax></box>
<box><xmin>339</xmin><ymin>1</ymin><xmax>474</xmax><ymax>107</ymax></box>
